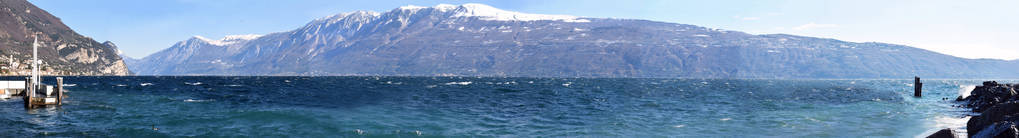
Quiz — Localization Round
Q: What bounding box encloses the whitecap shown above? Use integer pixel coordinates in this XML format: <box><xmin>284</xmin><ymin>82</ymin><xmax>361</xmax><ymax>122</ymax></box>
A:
<box><xmin>806</xmin><ymin>117</ymin><xmax>821</xmax><ymax>122</ymax></box>
<box><xmin>495</xmin><ymin>81</ymin><xmax>517</xmax><ymax>85</ymax></box>
<box><xmin>184</xmin><ymin>99</ymin><xmax>213</xmax><ymax>102</ymax></box>
<box><xmin>140</xmin><ymin>83</ymin><xmax>154</xmax><ymax>86</ymax></box>
<box><xmin>185</xmin><ymin>82</ymin><xmax>202</xmax><ymax>85</ymax></box>
<box><xmin>444</xmin><ymin>81</ymin><xmax>472</xmax><ymax>85</ymax></box>
<box><xmin>933</xmin><ymin>116</ymin><xmax>969</xmax><ymax>130</ymax></box>
<box><xmin>114</xmin><ymin>84</ymin><xmax>128</xmax><ymax>87</ymax></box>
<box><xmin>919</xmin><ymin>116</ymin><xmax>969</xmax><ymax>138</ymax></box>
<box><xmin>61</xmin><ymin>83</ymin><xmax>77</xmax><ymax>87</ymax></box>
<box><xmin>354</xmin><ymin>129</ymin><xmax>365</xmax><ymax>135</ymax></box>
<box><xmin>720</xmin><ymin>118</ymin><xmax>732</xmax><ymax>121</ymax></box>
<box><xmin>673</xmin><ymin>125</ymin><xmax>685</xmax><ymax>128</ymax></box>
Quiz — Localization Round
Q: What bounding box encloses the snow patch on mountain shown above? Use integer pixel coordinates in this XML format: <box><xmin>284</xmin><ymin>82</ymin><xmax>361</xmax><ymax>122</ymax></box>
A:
<box><xmin>395</xmin><ymin>3</ymin><xmax>590</xmax><ymax>23</ymax></box>
<box><xmin>222</xmin><ymin>34</ymin><xmax>263</xmax><ymax>41</ymax></box>
<box><xmin>318</xmin><ymin>3</ymin><xmax>590</xmax><ymax>24</ymax></box>
<box><xmin>192</xmin><ymin>34</ymin><xmax>263</xmax><ymax>46</ymax></box>
<box><xmin>433</xmin><ymin>4</ymin><xmax>458</xmax><ymax>12</ymax></box>
<box><xmin>449</xmin><ymin>3</ymin><xmax>590</xmax><ymax>22</ymax></box>
<box><xmin>315</xmin><ymin>11</ymin><xmax>381</xmax><ymax>23</ymax></box>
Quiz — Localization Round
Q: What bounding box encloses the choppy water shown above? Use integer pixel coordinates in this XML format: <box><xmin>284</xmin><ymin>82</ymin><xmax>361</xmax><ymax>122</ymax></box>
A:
<box><xmin>0</xmin><ymin>76</ymin><xmax>1004</xmax><ymax>137</ymax></box>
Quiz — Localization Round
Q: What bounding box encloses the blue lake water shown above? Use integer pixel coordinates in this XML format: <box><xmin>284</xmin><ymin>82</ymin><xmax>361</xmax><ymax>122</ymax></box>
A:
<box><xmin>0</xmin><ymin>76</ymin><xmax>1000</xmax><ymax>137</ymax></box>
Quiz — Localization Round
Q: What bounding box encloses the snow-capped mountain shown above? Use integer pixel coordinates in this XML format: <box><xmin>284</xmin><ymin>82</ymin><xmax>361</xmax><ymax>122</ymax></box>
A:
<box><xmin>130</xmin><ymin>3</ymin><xmax>1019</xmax><ymax>78</ymax></box>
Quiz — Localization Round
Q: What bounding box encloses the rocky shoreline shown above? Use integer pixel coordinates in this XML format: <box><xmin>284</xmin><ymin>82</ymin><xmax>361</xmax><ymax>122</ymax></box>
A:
<box><xmin>930</xmin><ymin>81</ymin><xmax>1019</xmax><ymax>138</ymax></box>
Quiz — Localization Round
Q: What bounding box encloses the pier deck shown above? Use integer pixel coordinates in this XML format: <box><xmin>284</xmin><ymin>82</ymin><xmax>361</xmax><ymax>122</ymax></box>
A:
<box><xmin>1</xmin><ymin>77</ymin><xmax>64</xmax><ymax>108</ymax></box>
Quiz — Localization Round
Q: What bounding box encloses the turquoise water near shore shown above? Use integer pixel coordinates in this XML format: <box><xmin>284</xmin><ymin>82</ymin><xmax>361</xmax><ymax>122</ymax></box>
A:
<box><xmin>0</xmin><ymin>76</ymin><xmax>1004</xmax><ymax>137</ymax></box>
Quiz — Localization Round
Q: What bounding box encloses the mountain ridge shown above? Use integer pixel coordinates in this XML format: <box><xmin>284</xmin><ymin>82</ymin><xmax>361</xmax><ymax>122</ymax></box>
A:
<box><xmin>129</xmin><ymin>3</ymin><xmax>1019</xmax><ymax>78</ymax></box>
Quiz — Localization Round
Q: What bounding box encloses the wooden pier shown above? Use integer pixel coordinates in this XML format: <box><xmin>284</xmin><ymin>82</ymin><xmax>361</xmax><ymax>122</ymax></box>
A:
<box><xmin>1</xmin><ymin>77</ymin><xmax>64</xmax><ymax>108</ymax></box>
<box><xmin>2</xmin><ymin>35</ymin><xmax>65</xmax><ymax>109</ymax></box>
<box><xmin>22</xmin><ymin>77</ymin><xmax>64</xmax><ymax>108</ymax></box>
<box><xmin>0</xmin><ymin>80</ymin><xmax>26</xmax><ymax>99</ymax></box>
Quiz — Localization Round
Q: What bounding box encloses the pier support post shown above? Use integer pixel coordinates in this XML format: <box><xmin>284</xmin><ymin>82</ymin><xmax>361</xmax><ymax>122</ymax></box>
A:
<box><xmin>914</xmin><ymin>76</ymin><xmax>922</xmax><ymax>97</ymax></box>
<box><xmin>57</xmin><ymin>77</ymin><xmax>62</xmax><ymax>105</ymax></box>
<box><xmin>24</xmin><ymin>77</ymin><xmax>31</xmax><ymax>108</ymax></box>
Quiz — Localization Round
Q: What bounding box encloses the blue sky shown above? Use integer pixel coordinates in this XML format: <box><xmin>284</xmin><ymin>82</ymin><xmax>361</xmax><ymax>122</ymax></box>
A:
<box><xmin>29</xmin><ymin>0</ymin><xmax>1019</xmax><ymax>60</ymax></box>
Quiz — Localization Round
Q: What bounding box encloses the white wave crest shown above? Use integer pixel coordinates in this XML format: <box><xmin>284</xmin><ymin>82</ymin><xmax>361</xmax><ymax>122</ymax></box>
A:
<box><xmin>444</xmin><ymin>81</ymin><xmax>472</xmax><ymax>85</ymax></box>
<box><xmin>959</xmin><ymin>85</ymin><xmax>976</xmax><ymax>98</ymax></box>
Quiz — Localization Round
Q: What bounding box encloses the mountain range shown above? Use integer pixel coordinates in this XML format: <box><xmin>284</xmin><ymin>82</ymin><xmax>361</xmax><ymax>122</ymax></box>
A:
<box><xmin>0</xmin><ymin>0</ymin><xmax>130</xmax><ymax>76</ymax></box>
<box><xmin>129</xmin><ymin>3</ymin><xmax>1019</xmax><ymax>78</ymax></box>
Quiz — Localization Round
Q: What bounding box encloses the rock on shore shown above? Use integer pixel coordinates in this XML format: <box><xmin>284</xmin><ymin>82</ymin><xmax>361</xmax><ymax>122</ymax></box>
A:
<box><xmin>927</xmin><ymin>128</ymin><xmax>959</xmax><ymax>138</ymax></box>
<box><xmin>957</xmin><ymin>81</ymin><xmax>1019</xmax><ymax>138</ymax></box>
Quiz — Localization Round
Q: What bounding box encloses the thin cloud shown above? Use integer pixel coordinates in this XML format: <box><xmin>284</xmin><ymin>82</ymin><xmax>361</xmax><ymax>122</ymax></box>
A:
<box><xmin>793</xmin><ymin>22</ymin><xmax>839</xmax><ymax>30</ymax></box>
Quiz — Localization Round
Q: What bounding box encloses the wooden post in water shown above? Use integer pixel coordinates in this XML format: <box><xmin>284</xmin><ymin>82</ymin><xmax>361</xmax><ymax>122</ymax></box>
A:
<box><xmin>57</xmin><ymin>77</ymin><xmax>63</xmax><ymax>105</ymax></box>
<box><xmin>914</xmin><ymin>76</ymin><xmax>922</xmax><ymax>97</ymax></box>
<box><xmin>24</xmin><ymin>77</ymin><xmax>31</xmax><ymax>108</ymax></box>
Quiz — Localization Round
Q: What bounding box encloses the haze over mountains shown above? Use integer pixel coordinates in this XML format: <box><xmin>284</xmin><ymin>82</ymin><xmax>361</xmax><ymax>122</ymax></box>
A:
<box><xmin>129</xmin><ymin>3</ymin><xmax>1019</xmax><ymax>78</ymax></box>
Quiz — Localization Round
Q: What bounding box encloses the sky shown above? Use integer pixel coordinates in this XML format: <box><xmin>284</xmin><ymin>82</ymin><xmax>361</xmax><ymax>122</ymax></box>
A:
<box><xmin>29</xmin><ymin>0</ymin><xmax>1019</xmax><ymax>60</ymax></box>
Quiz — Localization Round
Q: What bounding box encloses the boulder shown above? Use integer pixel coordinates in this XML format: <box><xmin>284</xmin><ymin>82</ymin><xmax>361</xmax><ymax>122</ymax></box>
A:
<box><xmin>964</xmin><ymin>81</ymin><xmax>1019</xmax><ymax>113</ymax></box>
<box><xmin>959</xmin><ymin>81</ymin><xmax>1019</xmax><ymax>137</ymax></box>
<box><xmin>968</xmin><ymin>102</ymin><xmax>1019</xmax><ymax>136</ymax></box>
<box><xmin>985</xmin><ymin>81</ymin><xmax>1000</xmax><ymax>87</ymax></box>
<box><xmin>926</xmin><ymin>128</ymin><xmax>957</xmax><ymax>138</ymax></box>
<box><xmin>970</xmin><ymin>121</ymin><xmax>1018</xmax><ymax>138</ymax></box>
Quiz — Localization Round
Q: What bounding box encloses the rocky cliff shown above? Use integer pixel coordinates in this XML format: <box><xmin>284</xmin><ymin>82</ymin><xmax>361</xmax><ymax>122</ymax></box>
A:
<box><xmin>0</xmin><ymin>0</ymin><xmax>130</xmax><ymax>76</ymax></box>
